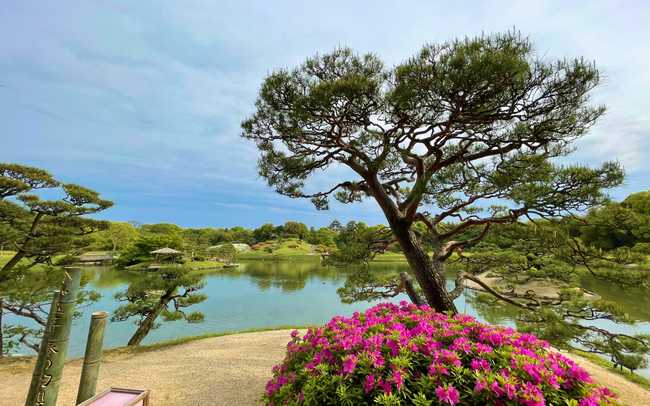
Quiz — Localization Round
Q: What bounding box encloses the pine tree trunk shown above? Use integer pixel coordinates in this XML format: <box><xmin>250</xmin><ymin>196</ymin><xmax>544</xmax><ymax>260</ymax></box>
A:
<box><xmin>0</xmin><ymin>251</ymin><xmax>26</xmax><ymax>283</ymax></box>
<box><xmin>392</xmin><ymin>225</ymin><xmax>458</xmax><ymax>313</ymax></box>
<box><xmin>364</xmin><ymin>175</ymin><xmax>457</xmax><ymax>313</ymax></box>
<box><xmin>1</xmin><ymin>213</ymin><xmax>43</xmax><ymax>284</ymax></box>
<box><xmin>127</xmin><ymin>305</ymin><xmax>164</xmax><ymax>346</ymax></box>
<box><xmin>127</xmin><ymin>291</ymin><xmax>173</xmax><ymax>346</ymax></box>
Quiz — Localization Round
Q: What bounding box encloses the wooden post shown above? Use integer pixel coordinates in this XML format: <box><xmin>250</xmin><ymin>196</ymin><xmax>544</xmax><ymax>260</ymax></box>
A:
<box><xmin>24</xmin><ymin>292</ymin><xmax>61</xmax><ymax>406</ymax></box>
<box><xmin>76</xmin><ymin>311</ymin><xmax>108</xmax><ymax>404</ymax></box>
<box><xmin>25</xmin><ymin>268</ymin><xmax>81</xmax><ymax>406</ymax></box>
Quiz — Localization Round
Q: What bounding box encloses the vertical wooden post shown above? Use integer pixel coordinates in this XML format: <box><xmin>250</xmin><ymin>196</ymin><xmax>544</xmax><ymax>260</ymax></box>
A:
<box><xmin>76</xmin><ymin>311</ymin><xmax>108</xmax><ymax>404</ymax></box>
<box><xmin>24</xmin><ymin>292</ymin><xmax>60</xmax><ymax>406</ymax></box>
<box><xmin>25</xmin><ymin>268</ymin><xmax>81</xmax><ymax>406</ymax></box>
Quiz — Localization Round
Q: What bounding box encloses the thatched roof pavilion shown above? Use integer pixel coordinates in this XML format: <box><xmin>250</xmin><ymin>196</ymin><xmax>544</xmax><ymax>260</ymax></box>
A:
<box><xmin>150</xmin><ymin>247</ymin><xmax>183</xmax><ymax>264</ymax></box>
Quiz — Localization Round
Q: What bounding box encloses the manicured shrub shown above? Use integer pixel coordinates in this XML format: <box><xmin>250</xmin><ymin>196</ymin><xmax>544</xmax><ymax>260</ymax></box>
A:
<box><xmin>632</xmin><ymin>242</ymin><xmax>650</xmax><ymax>255</ymax></box>
<box><xmin>264</xmin><ymin>302</ymin><xmax>616</xmax><ymax>405</ymax></box>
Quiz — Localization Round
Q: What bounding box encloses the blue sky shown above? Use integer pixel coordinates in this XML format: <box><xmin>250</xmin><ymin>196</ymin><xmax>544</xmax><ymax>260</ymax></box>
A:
<box><xmin>2</xmin><ymin>1</ymin><xmax>649</xmax><ymax>228</ymax></box>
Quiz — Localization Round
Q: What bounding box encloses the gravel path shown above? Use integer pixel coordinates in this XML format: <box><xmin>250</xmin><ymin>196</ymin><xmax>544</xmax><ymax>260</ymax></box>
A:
<box><xmin>1</xmin><ymin>329</ymin><xmax>648</xmax><ymax>405</ymax></box>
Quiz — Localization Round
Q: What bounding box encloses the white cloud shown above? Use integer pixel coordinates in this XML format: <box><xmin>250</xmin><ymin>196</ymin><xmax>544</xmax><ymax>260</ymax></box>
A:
<box><xmin>2</xmin><ymin>0</ymin><xmax>649</xmax><ymax>226</ymax></box>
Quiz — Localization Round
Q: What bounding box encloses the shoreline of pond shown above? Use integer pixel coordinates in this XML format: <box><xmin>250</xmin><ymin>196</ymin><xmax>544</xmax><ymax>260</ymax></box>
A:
<box><xmin>2</xmin><ymin>328</ymin><xmax>648</xmax><ymax>405</ymax></box>
<box><xmin>4</xmin><ymin>258</ymin><xmax>650</xmax><ymax>380</ymax></box>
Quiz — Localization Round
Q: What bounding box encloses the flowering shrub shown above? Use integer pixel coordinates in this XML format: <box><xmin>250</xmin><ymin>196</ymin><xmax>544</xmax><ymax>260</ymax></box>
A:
<box><xmin>264</xmin><ymin>302</ymin><xmax>616</xmax><ymax>405</ymax></box>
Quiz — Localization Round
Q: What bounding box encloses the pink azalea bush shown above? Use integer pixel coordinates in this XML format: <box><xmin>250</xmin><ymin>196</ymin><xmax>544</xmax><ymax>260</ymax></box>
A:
<box><xmin>264</xmin><ymin>302</ymin><xmax>617</xmax><ymax>405</ymax></box>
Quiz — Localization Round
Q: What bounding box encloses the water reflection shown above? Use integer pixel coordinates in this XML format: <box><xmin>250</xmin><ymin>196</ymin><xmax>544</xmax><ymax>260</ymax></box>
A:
<box><xmin>7</xmin><ymin>260</ymin><xmax>649</xmax><ymax>377</ymax></box>
<box><xmin>237</xmin><ymin>261</ymin><xmax>349</xmax><ymax>292</ymax></box>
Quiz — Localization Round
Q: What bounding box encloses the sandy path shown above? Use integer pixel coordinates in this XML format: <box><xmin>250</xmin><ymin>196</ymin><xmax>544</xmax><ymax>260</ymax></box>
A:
<box><xmin>0</xmin><ymin>330</ymin><xmax>292</xmax><ymax>405</ymax></box>
<box><xmin>560</xmin><ymin>351</ymin><xmax>650</xmax><ymax>405</ymax></box>
<box><xmin>1</xmin><ymin>329</ymin><xmax>648</xmax><ymax>405</ymax></box>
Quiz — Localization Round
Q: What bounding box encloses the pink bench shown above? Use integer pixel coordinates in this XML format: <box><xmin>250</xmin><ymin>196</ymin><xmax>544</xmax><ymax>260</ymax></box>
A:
<box><xmin>76</xmin><ymin>387</ymin><xmax>151</xmax><ymax>406</ymax></box>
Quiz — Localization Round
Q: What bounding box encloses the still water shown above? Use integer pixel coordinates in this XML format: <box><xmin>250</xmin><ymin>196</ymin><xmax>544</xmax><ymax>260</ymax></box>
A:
<box><xmin>10</xmin><ymin>260</ymin><xmax>650</xmax><ymax>376</ymax></box>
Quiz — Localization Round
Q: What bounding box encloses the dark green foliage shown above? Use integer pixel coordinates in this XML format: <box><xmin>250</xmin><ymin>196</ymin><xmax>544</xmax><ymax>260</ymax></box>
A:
<box><xmin>253</xmin><ymin>223</ymin><xmax>276</xmax><ymax>242</ymax></box>
<box><xmin>0</xmin><ymin>163</ymin><xmax>113</xmax><ymax>283</ymax></box>
<box><xmin>0</xmin><ymin>163</ymin><xmax>111</xmax><ymax>357</ymax></box>
<box><xmin>225</xmin><ymin>226</ymin><xmax>254</xmax><ymax>244</ymax></box>
<box><xmin>180</xmin><ymin>228</ymin><xmax>213</xmax><ymax>260</ymax></box>
<box><xmin>282</xmin><ymin>221</ymin><xmax>309</xmax><ymax>240</ymax></box>
<box><xmin>89</xmin><ymin>222</ymin><xmax>139</xmax><ymax>252</ymax></box>
<box><xmin>578</xmin><ymin>202</ymin><xmax>650</xmax><ymax>250</ymax></box>
<box><xmin>140</xmin><ymin>223</ymin><xmax>183</xmax><ymax>235</ymax></box>
<box><xmin>306</xmin><ymin>227</ymin><xmax>337</xmax><ymax>248</ymax></box>
<box><xmin>327</xmin><ymin>222</ymin><xmax>392</xmax><ymax>266</ymax></box>
<box><xmin>0</xmin><ymin>267</ymin><xmax>99</xmax><ymax>355</ymax></box>
<box><xmin>242</xmin><ymin>33</ymin><xmax>619</xmax><ymax>215</ymax></box>
<box><xmin>465</xmin><ymin>221</ymin><xmax>650</xmax><ymax>372</ymax></box>
<box><xmin>336</xmin><ymin>267</ymin><xmax>402</xmax><ymax>304</ymax></box>
<box><xmin>622</xmin><ymin>191</ymin><xmax>650</xmax><ymax>216</ymax></box>
<box><xmin>115</xmin><ymin>233</ymin><xmax>185</xmax><ymax>267</ymax></box>
<box><xmin>569</xmin><ymin>190</ymin><xmax>650</xmax><ymax>251</ymax></box>
<box><xmin>210</xmin><ymin>243</ymin><xmax>237</xmax><ymax>264</ymax></box>
<box><xmin>112</xmin><ymin>267</ymin><xmax>207</xmax><ymax>346</ymax></box>
<box><xmin>242</xmin><ymin>31</ymin><xmax>623</xmax><ymax>312</ymax></box>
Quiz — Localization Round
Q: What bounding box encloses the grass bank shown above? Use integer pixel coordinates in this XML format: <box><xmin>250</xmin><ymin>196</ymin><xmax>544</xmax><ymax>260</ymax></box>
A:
<box><xmin>239</xmin><ymin>253</ymin><xmax>319</xmax><ymax>261</ymax></box>
<box><xmin>116</xmin><ymin>325</ymin><xmax>311</xmax><ymax>354</ymax></box>
<box><xmin>0</xmin><ymin>325</ymin><xmax>311</xmax><ymax>368</ymax></box>
<box><xmin>570</xmin><ymin>350</ymin><xmax>650</xmax><ymax>390</ymax></box>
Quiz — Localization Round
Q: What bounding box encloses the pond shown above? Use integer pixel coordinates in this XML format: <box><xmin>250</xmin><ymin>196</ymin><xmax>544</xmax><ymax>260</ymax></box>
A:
<box><xmin>7</xmin><ymin>260</ymin><xmax>650</xmax><ymax>377</ymax></box>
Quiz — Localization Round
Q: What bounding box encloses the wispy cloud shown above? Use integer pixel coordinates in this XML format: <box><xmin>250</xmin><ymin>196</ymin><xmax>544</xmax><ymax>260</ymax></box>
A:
<box><xmin>2</xmin><ymin>0</ymin><xmax>649</xmax><ymax>227</ymax></box>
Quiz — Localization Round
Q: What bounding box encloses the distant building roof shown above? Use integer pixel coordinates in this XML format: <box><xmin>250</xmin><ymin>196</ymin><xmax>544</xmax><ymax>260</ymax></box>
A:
<box><xmin>207</xmin><ymin>243</ymin><xmax>252</xmax><ymax>252</ymax></box>
<box><xmin>150</xmin><ymin>247</ymin><xmax>182</xmax><ymax>255</ymax></box>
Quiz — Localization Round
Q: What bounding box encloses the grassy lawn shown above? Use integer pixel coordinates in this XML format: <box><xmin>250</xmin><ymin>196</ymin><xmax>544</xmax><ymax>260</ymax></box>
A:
<box><xmin>239</xmin><ymin>253</ymin><xmax>318</xmax><ymax>261</ymax></box>
<box><xmin>185</xmin><ymin>260</ymin><xmax>226</xmax><ymax>276</ymax></box>
<box><xmin>241</xmin><ymin>238</ymin><xmax>320</xmax><ymax>261</ymax></box>
<box><xmin>571</xmin><ymin>350</ymin><xmax>650</xmax><ymax>390</ymax></box>
<box><xmin>242</xmin><ymin>240</ymin><xmax>409</xmax><ymax>263</ymax></box>
<box><xmin>373</xmin><ymin>252</ymin><xmax>407</xmax><ymax>262</ymax></box>
<box><xmin>187</xmin><ymin>260</ymin><xmax>224</xmax><ymax>269</ymax></box>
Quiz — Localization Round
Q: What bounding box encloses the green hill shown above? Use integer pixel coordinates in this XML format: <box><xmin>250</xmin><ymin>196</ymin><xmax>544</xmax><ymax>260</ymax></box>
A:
<box><xmin>242</xmin><ymin>238</ymin><xmax>319</xmax><ymax>260</ymax></box>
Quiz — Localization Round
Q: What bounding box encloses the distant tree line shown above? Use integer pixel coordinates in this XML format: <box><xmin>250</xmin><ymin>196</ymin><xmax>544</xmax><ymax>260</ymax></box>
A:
<box><xmin>87</xmin><ymin>190</ymin><xmax>650</xmax><ymax>270</ymax></box>
<box><xmin>86</xmin><ymin>220</ymin><xmax>341</xmax><ymax>267</ymax></box>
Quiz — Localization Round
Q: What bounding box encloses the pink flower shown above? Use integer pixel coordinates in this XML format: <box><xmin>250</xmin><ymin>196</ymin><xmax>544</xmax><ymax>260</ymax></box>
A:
<box><xmin>428</xmin><ymin>361</ymin><xmax>449</xmax><ymax>376</ymax></box>
<box><xmin>475</xmin><ymin>342</ymin><xmax>493</xmax><ymax>354</ymax></box>
<box><xmin>435</xmin><ymin>385</ymin><xmax>460</xmax><ymax>405</ymax></box>
<box><xmin>378</xmin><ymin>378</ymin><xmax>392</xmax><ymax>394</ymax></box>
<box><xmin>568</xmin><ymin>364</ymin><xmax>592</xmax><ymax>384</ymax></box>
<box><xmin>520</xmin><ymin>382</ymin><xmax>546</xmax><ymax>406</ymax></box>
<box><xmin>470</xmin><ymin>358</ymin><xmax>491</xmax><ymax>371</ymax></box>
<box><xmin>264</xmin><ymin>303</ymin><xmax>603</xmax><ymax>405</ymax></box>
<box><xmin>490</xmin><ymin>381</ymin><xmax>504</xmax><ymax>397</ymax></box>
<box><xmin>474</xmin><ymin>378</ymin><xmax>488</xmax><ymax>392</ymax></box>
<box><xmin>392</xmin><ymin>369</ymin><xmax>404</xmax><ymax>390</ymax></box>
<box><xmin>578</xmin><ymin>396</ymin><xmax>599</xmax><ymax>406</ymax></box>
<box><xmin>364</xmin><ymin>374</ymin><xmax>375</xmax><ymax>394</ymax></box>
<box><xmin>596</xmin><ymin>386</ymin><xmax>615</xmax><ymax>398</ymax></box>
<box><xmin>342</xmin><ymin>355</ymin><xmax>357</xmax><ymax>375</ymax></box>
<box><xmin>504</xmin><ymin>383</ymin><xmax>516</xmax><ymax>400</ymax></box>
